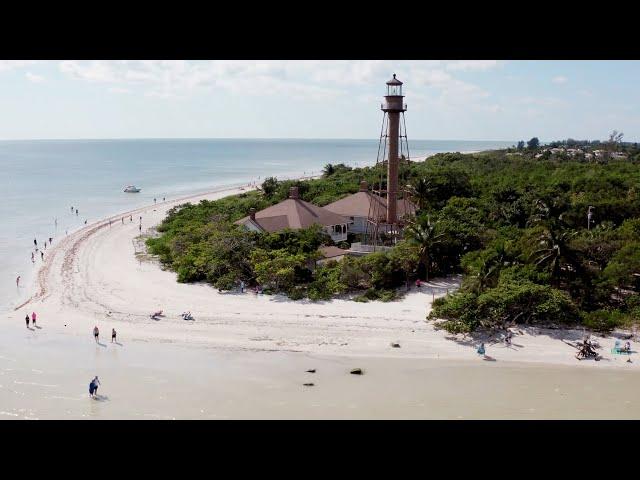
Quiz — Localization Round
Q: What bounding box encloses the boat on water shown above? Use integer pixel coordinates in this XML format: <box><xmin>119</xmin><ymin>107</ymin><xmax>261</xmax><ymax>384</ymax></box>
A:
<box><xmin>123</xmin><ymin>185</ymin><xmax>141</xmax><ymax>193</ymax></box>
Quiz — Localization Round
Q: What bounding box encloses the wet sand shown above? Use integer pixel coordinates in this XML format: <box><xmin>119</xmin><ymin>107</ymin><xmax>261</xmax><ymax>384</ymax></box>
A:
<box><xmin>2</xmin><ymin>323</ymin><xmax>640</xmax><ymax>419</ymax></box>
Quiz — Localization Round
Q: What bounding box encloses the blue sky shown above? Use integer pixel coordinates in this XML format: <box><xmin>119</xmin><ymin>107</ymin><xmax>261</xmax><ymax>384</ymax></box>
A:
<box><xmin>0</xmin><ymin>60</ymin><xmax>638</xmax><ymax>142</ymax></box>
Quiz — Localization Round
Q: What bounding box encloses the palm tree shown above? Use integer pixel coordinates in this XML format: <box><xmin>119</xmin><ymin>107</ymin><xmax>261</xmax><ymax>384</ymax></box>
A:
<box><xmin>530</xmin><ymin>227</ymin><xmax>580</xmax><ymax>287</ymax></box>
<box><xmin>406</xmin><ymin>178</ymin><xmax>433</xmax><ymax>211</ymax></box>
<box><xmin>405</xmin><ymin>217</ymin><xmax>445</xmax><ymax>281</ymax></box>
<box><xmin>322</xmin><ymin>164</ymin><xmax>336</xmax><ymax>177</ymax></box>
<box><xmin>469</xmin><ymin>241</ymin><xmax>510</xmax><ymax>294</ymax></box>
<box><xmin>528</xmin><ymin>197</ymin><xmax>573</xmax><ymax>233</ymax></box>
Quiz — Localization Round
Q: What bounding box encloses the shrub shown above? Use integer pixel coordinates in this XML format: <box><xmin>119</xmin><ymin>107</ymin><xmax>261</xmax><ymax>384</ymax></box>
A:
<box><xmin>582</xmin><ymin>309</ymin><xmax>629</xmax><ymax>332</ymax></box>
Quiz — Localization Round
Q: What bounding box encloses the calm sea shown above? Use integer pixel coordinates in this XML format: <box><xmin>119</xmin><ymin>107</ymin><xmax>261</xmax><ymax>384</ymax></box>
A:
<box><xmin>0</xmin><ymin>138</ymin><xmax>513</xmax><ymax>312</ymax></box>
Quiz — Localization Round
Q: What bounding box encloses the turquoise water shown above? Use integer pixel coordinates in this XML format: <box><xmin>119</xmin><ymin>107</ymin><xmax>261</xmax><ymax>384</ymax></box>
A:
<box><xmin>0</xmin><ymin>138</ymin><xmax>513</xmax><ymax>311</ymax></box>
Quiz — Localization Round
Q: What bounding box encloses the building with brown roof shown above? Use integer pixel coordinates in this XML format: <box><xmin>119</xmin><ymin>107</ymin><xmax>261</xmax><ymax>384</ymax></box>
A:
<box><xmin>235</xmin><ymin>186</ymin><xmax>349</xmax><ymax>242</ymax></box>
<box><xmin>323</xmin><ymin>181</ymin><xmax>417</xmax><ymax>234</ymax></box>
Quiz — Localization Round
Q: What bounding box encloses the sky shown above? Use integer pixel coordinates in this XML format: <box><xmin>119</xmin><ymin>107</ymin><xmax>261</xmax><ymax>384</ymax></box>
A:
<box><xmin>0</xmin><ymin>60</ymin><xmax>639</xmax><ymax>142</ymax></box>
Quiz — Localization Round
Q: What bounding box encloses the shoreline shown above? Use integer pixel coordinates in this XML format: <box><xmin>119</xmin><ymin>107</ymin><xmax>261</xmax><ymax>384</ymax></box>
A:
<box><xmin>5</xmin><ymin>171</ymin><xmax>638</xmax><ymax>372</ymax></box>
<box><xmin>3</xmin><ymin>147</ymin><xmax>470</xmax><ymax>313</ymax></box>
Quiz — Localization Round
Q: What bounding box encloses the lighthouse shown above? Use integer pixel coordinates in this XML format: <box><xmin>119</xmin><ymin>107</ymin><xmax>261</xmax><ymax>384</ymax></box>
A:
<box><xmin>381</xmin><ymin>74</ymin><xmax>407</xmax><ymax>225</ymax></box>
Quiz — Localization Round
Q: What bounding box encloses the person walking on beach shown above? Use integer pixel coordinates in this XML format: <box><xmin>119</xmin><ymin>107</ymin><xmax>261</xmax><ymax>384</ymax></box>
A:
<box><xmin>25</xmin><ymin>313</ymin><xmax>30</xmax><ymax>328</ymax></box>
<box><xmin>40</xmin><ymin>251</ymin><xmax>44</xmax><ymax>261</ymax></box>
<box><xmin>130</xmin><ymin>215</ymin><xmax>132</xmax><ymax>222</ymax></box>
<box><xmin>93</xmin><ymin>326</ymin><xmax>99</xmax><ymax>343</ymax></box>
<box><xmin>139</xmin><ymin>224</ymin><xmax>142</xmax><ymax>233</ymax></box>
<box><xmin>16</xmin><ymin>275</ymin><xmax>20</xmax><ymax>287</ymax></box>
<box><xmin>477</xmin><ymin>342</ymin><xmax>486</xmax><ymax>357</ymax></box>
<box><xmin>240</xmin><ymin>280</ymin><xmax>245</xmax><ymax>293</ymax></box>
<box><xmin>49</xmin><ymin>237</ymin><xmax>52</xmax><ymax>244</ymax></box>
<box><xmin>31</xmin><ymin>312</ymin><xmax>37</xmax><ymax>327</ymax></box>
<box><xmin>31</xmin><ymin>252</ymin><xmax>34</xmax><ymax>263</ymax></box>
<box><xmin>111</xmin><ymin>328</ymin><xmax>117</xmax><ymax>343</ymax></box>
<box><xmin>71</xmin><ymin>206</ymin><xmax>74</xmax><ymax>213</ymax></box>
<box><xmin>91</xmin><ymin>376</ymin><xmax>101</xmax><ymax>397</ymax></box>
<box><xmin>122</xmin><ymin>217</ymin><xmax>124</xmax><ymax>224</ymax></box>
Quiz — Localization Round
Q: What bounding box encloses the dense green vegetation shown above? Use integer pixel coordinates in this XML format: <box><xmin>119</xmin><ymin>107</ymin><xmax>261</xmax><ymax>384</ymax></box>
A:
<box><xmin>148</xmin><ymin>145</ymin><xmax>640</xmax><ymax>333</ymax></box>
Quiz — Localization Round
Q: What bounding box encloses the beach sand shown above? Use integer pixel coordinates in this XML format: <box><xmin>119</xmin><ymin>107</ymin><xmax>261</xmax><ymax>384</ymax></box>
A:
<box><xmin>3</xmin><ymin>184</ymin><xmax>640</xmax><ymax>419</ymax></box>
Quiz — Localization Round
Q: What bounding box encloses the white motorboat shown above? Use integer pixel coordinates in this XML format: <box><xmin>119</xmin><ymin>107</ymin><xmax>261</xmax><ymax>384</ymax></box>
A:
<box><xmin>124</xmin><ymin>185</ymin><xmax>141</xmax><ymax>193</ymax></box>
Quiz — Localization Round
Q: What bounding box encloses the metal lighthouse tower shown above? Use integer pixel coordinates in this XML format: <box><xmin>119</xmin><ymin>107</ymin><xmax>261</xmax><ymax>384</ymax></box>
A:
<box><xmin>363</xmin><ymin>74</ymin><xmax>413</xmax><ymax>248</ymax></box>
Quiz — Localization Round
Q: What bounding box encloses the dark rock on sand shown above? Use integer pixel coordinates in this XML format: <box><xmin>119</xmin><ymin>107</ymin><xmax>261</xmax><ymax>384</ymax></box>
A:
<box><xmin>306</xmin><ymin>369</ymin><xmax>316</xmax><ymax>373</ymax></box>
<box><xmin>303</xmin><ymin>383</ymin><xmax>314</xmax><ymax>387</ymax></box>
<box><xmin>350</xmin><ymin>368</ymin><xmax>363</xmax><ymax>375</ymax></box>
<box><xmin>391</xmin><ymin>342</ymin><xmax>401</xmax><ymax>348</ymax></box>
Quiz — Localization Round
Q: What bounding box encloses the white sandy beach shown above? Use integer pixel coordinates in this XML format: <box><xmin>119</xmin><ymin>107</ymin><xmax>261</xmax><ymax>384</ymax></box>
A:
<box><xmin>9</xmin><ymin>184</ymin><xmax>638</xmax><ymax>368</ymax></box>
<box><xmin>3</xmin><ymin>182</ymin><xmax>640</xmax><ymax>419</ymax></box>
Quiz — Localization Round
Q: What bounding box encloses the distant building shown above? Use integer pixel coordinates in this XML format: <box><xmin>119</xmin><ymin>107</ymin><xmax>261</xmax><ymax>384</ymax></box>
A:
<box><xmin>235</xmin><ymin>186</ymin><xmax>349</xmax><ymax>243</ymax></box>
<box><xmin>611</xmin><ymin>152</ymin><xmax>628</xmax><ymax>159</ymax></box>
<box><xmin>323</xmin><ymin>181</ymin><xmax>417</xmax><ymax>235</ymax></box>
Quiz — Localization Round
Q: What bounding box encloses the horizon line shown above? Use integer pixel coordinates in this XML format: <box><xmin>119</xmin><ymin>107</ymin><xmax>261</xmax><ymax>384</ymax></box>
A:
<box><xmin>0</xmin><ymin>136</ymin><xmax>522</xmax><ymax>143</ymax></box>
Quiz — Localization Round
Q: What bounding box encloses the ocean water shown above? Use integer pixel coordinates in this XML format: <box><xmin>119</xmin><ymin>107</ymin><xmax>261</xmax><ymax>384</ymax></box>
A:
<box><xmin>0</xmin><ymin>138</ymin><xmax>513</xmax><ymax>312</ymax></box>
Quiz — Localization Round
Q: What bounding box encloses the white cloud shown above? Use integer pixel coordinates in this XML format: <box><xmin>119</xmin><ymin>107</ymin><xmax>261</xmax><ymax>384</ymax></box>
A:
<box><xmin>25</xmin><ymin>72</ymin><xmax>45</xmax><ymax>83</ymax></box>
<box><xmin>445</xmin><ymin>60</ymin><xmax>500</xmax><ymax>72</ymax></box>
<box><xmin>552</xmin><ymin>75</ymin><xmax>568</xmax><ymax>84</ymax></box>
<box><xmin>56</xmin><ymin>60</ymin><xmax>497</xmax><ymax>107</ymax></box>
<box><xmin>0</xmin><ymin>60</ymin><xmax>37</xmax><ymax>72</ymax></box>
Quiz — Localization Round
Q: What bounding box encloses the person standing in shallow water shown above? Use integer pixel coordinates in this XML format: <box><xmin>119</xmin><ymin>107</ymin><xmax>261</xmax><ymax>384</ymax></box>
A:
<box><xmin>92</xmin><ymin>376</ymin><xmax>100</xmax><ymax>397</ymax></box>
